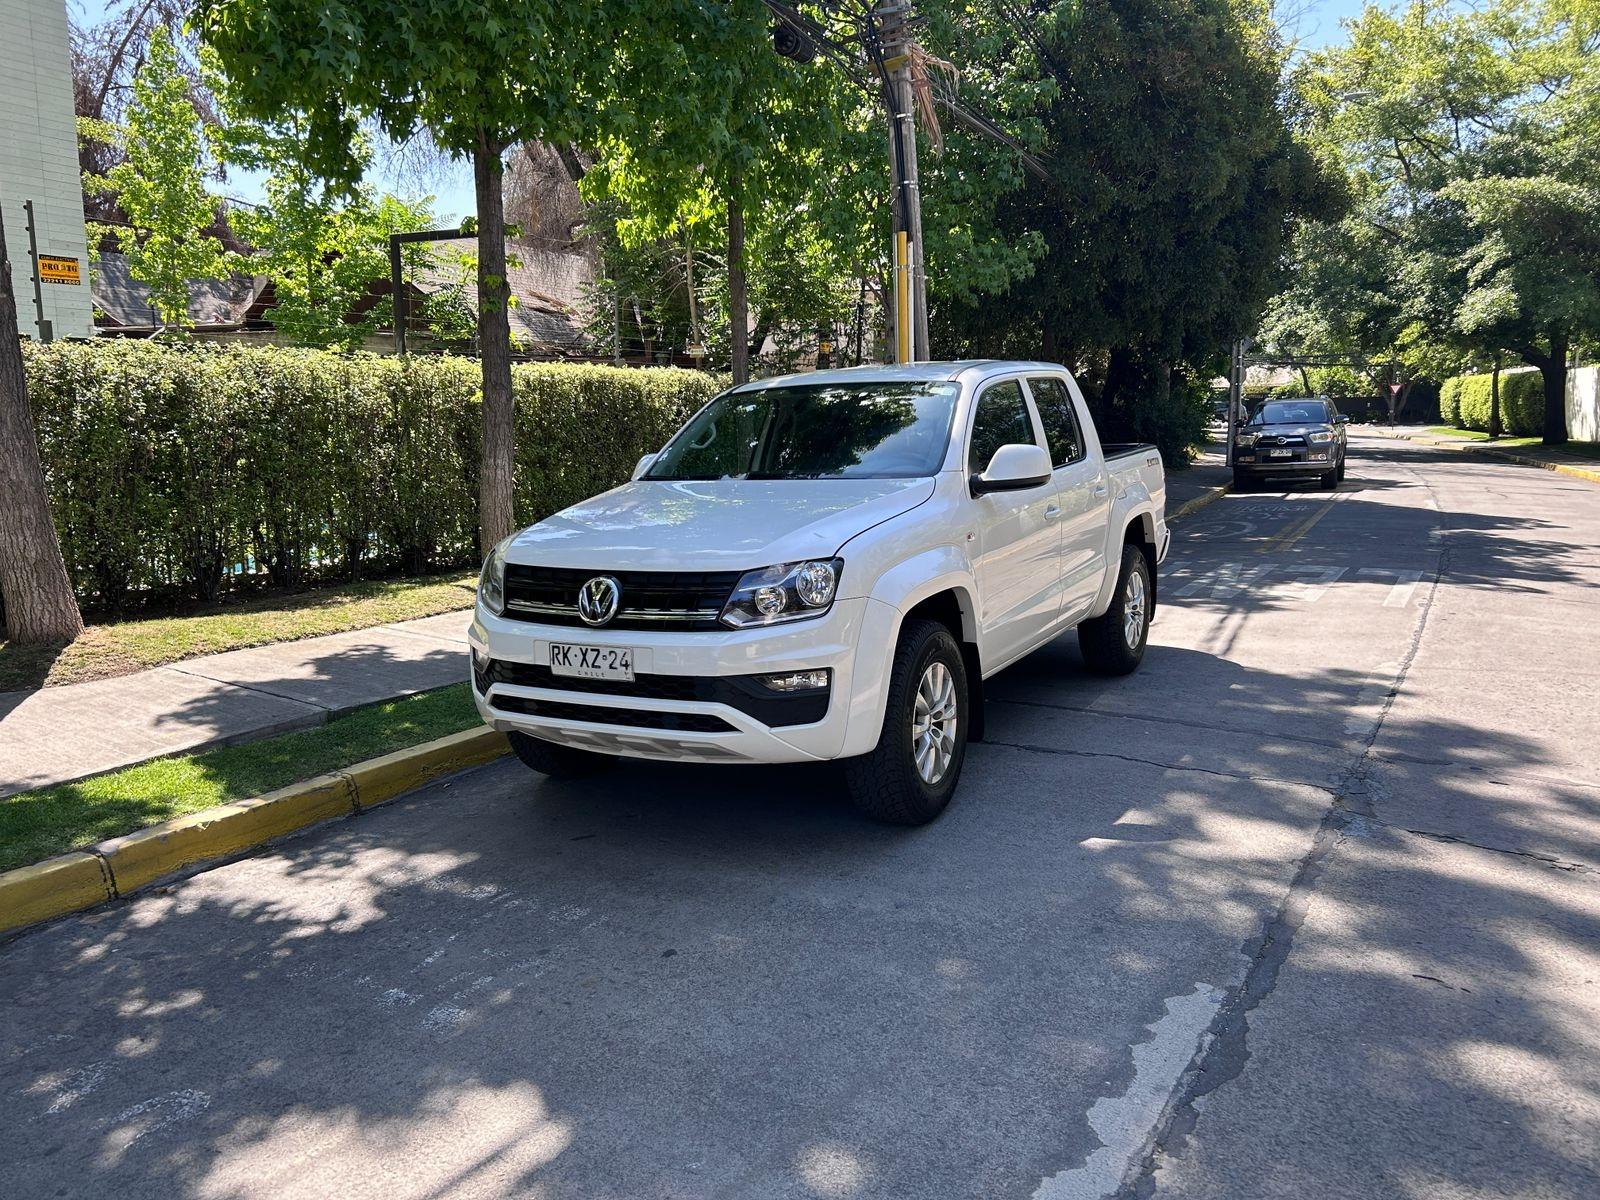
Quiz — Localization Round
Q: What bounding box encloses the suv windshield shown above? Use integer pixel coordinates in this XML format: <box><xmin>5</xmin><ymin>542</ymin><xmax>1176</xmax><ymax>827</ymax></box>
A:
<box><xmin>1249</xmin><ymin>400</ymin><xmax>1330</xmax><ymax>426</ymax></box>
<box><xmin>646</xmin><ymin>381</ymin><xmax>960</xmax><ymax>481</ymax></box>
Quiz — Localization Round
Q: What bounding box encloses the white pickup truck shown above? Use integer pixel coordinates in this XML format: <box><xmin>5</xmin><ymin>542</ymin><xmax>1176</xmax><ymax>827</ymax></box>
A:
<box><xmin>471</xmin><ymin>361</ymin><xmax>1167</xmax><ymax>824</ymax></box>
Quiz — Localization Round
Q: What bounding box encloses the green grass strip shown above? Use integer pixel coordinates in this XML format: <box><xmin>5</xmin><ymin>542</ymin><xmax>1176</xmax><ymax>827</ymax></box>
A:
<box><xmin>0</xmin><ymin>684</ymin><xmax>479</xmax><ymax>873</ymax></box>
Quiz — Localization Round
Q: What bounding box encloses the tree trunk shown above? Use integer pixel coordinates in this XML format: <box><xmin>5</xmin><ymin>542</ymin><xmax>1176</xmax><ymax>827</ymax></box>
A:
<box><xmin>727</xmin><ymin>173</ymin><xmax>749</xmax><ymax>386</ymax></box>
<box><xmin>1299</xmin><ymin>366</ymin><xmax>1313</xmax><ymax>394</ymax></box>
<box><xmin>0</xmin><ymin>212</ymin><xmax>84</xmax><ymax>644</ymax></box>
<box><xmin>1489</xmin><ymin>352</ymin><xmax>1502</xmax><ymax>440</ymax></box>
<box><xmin>1541</xmin><ymin>330</ymin><xmax>1568</xmax><ymax>445</ymax></box>
<box><xmin>473</xmin><ymin>130</ymin><xmax>516</xmax><ymax>554</ymax></box>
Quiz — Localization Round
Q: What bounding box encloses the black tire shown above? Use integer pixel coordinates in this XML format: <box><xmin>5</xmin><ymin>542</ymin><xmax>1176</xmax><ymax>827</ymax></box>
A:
<box><xmin>844</xmin><ymin>619</ymin><xmax>969</xmax><ymax>826</ymax></box>
<box><xmin>1335</xmin><ymin>454</ymin><xmax>1347</xmax><ymax>482</ymax></box>
<box><xmin>1319</xmin><ymin>463</ymin><xmax>1339</xmax><ymax>488</ymax></box>
<box><xmin>507</xmin><ymin>729</ymin><xmax>615</xmax><ymax>779</ymax></box>
<box><xmin>1078</xmin><ymin>544</ymin><xmax>1153</xmax><ymax>676</ymax></box>
<box><xmin>1231</xmin><ymin>468</ymin><xmax>1255</xmax><ymax>491</ymax></box>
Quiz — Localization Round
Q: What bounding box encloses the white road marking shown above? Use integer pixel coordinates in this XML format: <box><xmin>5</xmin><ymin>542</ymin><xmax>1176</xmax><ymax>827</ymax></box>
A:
<box><xmin>1358</xmin><ymin>567</ymin><xmax>1424</xmax><ymax>608</ymax></box>
<box><xmin>1032</xmin><ymin>982</ymin><xmax>1225</xmax><ymax>1200</ymax></box>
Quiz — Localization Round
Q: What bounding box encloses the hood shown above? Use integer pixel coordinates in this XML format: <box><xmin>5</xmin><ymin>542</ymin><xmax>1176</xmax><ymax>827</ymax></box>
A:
<box><xmin>506</xmin><ymin>477</ymin><xmax>937</xmax><ymax>571</ymax></box>
<box><xmin>1246</xmin><ymin>422</ymin><xmax>1332</xmax><ymax>438</ymax></box>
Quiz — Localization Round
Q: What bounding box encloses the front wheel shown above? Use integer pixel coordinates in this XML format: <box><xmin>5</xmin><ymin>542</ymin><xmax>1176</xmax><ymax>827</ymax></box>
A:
<box><xmin>1231</xmin><ymin>467</ymin><xmax>1255</xmax><ymax>491</ymax></box>
<box><xmin>1335</xmin><ymin>455</ymin><xmax>1347</xmax><ymax>482</ymax></box>
<box><xmin>1078</xmin><ymin>544</ymin><xmax>1153</xmax><ymax>676</ymax></box>
<box><xmin>844</xmin><ymin>620</ymin><xmax>969</xmax><ymax>825</ymax></box>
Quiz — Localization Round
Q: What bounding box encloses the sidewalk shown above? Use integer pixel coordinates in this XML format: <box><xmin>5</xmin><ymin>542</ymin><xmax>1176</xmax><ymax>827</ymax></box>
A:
<box><xmin>0</xmin><ymin>610</ymin><xmax>471</xmax><ymax>799</ymax></box>
<box><xmin>1164</xmin><ymin>437</ymin><xmax>1232</xmax><ymax>518</ymax></box>
<box><xmin>1362</xmin><ymin>424</ymin><xmax>1600</xmax><ymax>482</ymax></box>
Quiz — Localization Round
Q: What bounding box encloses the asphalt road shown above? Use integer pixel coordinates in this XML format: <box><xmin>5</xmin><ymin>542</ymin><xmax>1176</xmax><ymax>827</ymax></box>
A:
<box><xmin>4</xmin><ymin>435</ymin><xmax>1598</xmax><ymax>1200</ymax></box>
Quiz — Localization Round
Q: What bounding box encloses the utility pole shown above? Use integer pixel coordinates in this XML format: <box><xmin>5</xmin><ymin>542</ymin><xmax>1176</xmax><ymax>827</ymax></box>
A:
<box><xmin>876</xmin><ymin>1</ymin><xmax>928</xmax><ymax>363</ymax></box>
<box><xmin>1226</xmin><ymin>338</ymin><xmax>1248</xmax><ymax>467</ymax></box>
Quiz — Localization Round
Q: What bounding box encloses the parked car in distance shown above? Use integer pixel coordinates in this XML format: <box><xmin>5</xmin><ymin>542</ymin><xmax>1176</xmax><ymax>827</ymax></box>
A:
<box><xmin>470</xmin><ymin>361</ymin><xmax>1168</xmax><ymax>825</ymax></box>
<box><xmin>1233</xmin><ymin>396</ymin><xmax>1348</xmax><ymax>489</ymax></box>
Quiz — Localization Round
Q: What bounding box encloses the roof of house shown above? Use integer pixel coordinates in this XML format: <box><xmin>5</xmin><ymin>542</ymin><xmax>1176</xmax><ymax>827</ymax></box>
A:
<box><xmin>410</xmin><ymin>238</ymin><xmax>594</xmax><ymax>352</ymax></box>
<box><xmin>92</xmin><ymin>254</ymin><xmax>269</xmax><ymax>329</ymax></box>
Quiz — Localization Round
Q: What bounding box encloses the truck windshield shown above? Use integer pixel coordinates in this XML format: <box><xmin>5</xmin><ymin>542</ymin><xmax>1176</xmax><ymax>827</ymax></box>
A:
<box><xmin>1249</xmin><ymin>401</ymin><xmax>1329</xmax><ymax>425</ymax></box>
<box><xmin>646</xmin><ymin>381</ymin><xmax>960</xmax><ymax>481</ymax></box>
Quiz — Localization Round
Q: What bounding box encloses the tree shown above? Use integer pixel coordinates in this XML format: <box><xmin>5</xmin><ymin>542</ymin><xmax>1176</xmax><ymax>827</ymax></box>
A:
<box><xmin>220</xmin><ymin>111</ymin><xmax>437</xmax><ymax>350</ymax></box>
<box><xmin>1275</xmin><ymin>0</ymin><xmax>1600</xmax><ymax>443</ymax></box>
<box><xmin>924</xmin><ymin>0</ymin><xmax>1337</xmax><ymax>459</ymax></box>
<box><xmin>194</xmin><ymin>0</ymin><xmax>679</xmax><ymax>550</ymax></box>
<box><xmin>0</xmin><ymin>213</ymin><xmax>84</xmax><ymax>645</ymax></box>
<box><xmin>82</xmin><ymin>27</ymin><xmax>229</xmax><ymax>326</ymax></box>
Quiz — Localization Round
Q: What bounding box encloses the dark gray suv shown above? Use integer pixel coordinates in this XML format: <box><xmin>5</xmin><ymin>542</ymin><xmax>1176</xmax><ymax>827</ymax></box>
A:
<box><xmin>1233</xmin><ymin>397</ymin><xmax>1348</xmax><ymax>489</ymax></box>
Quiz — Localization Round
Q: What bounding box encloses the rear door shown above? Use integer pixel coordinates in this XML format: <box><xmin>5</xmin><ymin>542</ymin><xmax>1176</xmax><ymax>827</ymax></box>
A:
<box><xmin>965</xmin><ymin>377</ymin><xmax>1063</xmax><ymax>665</ymax></box>
<box><xmin>1028</xmin><ymin>373</ymin><xmax>1113</xmax><ymax>623</ymax></box>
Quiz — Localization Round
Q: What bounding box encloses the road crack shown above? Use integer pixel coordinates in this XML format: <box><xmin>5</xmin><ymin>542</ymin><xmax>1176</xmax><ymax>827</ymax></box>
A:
<box><xmin>1118</xmin><ymin>458</ymin><xmax>1451</xmax><ymax>1199</ymax></box>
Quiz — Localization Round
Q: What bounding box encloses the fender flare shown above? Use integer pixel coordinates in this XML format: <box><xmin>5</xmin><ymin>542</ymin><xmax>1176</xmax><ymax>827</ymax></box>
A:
<box><xmin>839</xmin><ymin>546</ymin><xmax>980</xmax><ymax>759</ymax></box>
<box><xmin>1089</xmin><ymin>502</ymin><xmax>1160</xmax><ymax>618</ymax></box>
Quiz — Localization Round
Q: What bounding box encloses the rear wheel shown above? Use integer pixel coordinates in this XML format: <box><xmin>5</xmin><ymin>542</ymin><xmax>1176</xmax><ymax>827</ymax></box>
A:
<box><xmin>1335</xmin><ymin>454</ymin><xmax>1347</xmax><ymax>482</ymax></box>
<box><xmin>507</xmin><ymin>730</ymin><xmax>615</xmax><ymax>779</ymax></box>
<box><xmin>844</xmin><ymin>620</ymin><xmax>969</xmax><ymax>825</ymax></box>
<box><xmin>1078</xmin><ymin>544</ymin><xmax>1153</xmax><ymax>676</ymax></box>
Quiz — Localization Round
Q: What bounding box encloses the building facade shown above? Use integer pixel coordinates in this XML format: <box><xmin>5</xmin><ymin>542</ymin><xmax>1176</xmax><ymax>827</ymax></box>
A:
<box><xmin>1</xmin><ymin>0</ymin><xmax>93</xmax><ymax>340</ymax></box>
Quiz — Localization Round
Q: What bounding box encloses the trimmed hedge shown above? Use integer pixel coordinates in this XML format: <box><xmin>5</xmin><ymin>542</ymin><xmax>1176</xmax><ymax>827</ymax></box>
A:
<box><xmin>1445</xmin><ymin>367</ymin><xmax>1543</xmax><ymax>436</ymax></box>
<box><xmin>22</xmin><ymin>342</ymin><xmax>724</xmax><ymax>610</ymax></box>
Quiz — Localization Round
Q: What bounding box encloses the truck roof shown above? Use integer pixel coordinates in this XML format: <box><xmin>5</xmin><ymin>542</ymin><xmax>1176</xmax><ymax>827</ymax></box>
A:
<box><xmin>738</xmin><ymin>361</ymin><xmax>1071</xmax><ymax>390</ymax></box>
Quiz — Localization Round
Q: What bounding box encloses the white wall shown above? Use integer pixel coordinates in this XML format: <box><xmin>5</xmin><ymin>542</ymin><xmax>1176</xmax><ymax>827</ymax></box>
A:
<box><xmin>0</xmin><ymin>0</ymin><xmax>94</xmax><ymax>340</ymax></box>
<box><xmin>1568</xmin><ymin>366</ymin><xmax>1599</xmax><ymax>444</ymax></box>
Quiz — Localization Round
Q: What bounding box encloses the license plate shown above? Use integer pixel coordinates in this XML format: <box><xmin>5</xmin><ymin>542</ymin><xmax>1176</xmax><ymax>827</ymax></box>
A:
<box><xmin>1268</xmin><ymin>448</ymin><xmax>1294</xmax><ymax>458</ymax></box>
<box><xmin>549</xmin><ymin>643</ymin><xmax>634</xmax><ymax>682</ymax></box>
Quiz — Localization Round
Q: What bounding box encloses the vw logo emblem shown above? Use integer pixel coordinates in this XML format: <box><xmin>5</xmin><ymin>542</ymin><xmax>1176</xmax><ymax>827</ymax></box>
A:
<box><xmin>577</xmin><ymin>576</ymin><xmax>621</xmax><ymax>626</ymax></box>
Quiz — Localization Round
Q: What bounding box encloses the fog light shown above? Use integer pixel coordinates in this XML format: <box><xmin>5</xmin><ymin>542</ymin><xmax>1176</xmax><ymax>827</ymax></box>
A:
<box><xmin>757</xmin><ymin>669</ymin><xmax>830</xmax><ymax>692</ymax></box>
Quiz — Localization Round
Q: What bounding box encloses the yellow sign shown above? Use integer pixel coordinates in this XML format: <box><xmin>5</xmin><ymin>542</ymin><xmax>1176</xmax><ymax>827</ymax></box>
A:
<box><xmin>39</xmin><ymin>255</ymin><xmax>82</xmax><ymax>285</ymax></box>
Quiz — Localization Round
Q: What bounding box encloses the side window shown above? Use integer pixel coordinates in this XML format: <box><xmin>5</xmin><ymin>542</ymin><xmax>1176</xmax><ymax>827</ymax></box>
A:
<box><xmin>968</xmin><ymin>380</ymin><xmax>1035</xmax><ymax>472</ymax></box>
<box><xmin>1030</xmin><ymin>376</ymin><xmax>1084</xmax><ymax>466</ymax></box>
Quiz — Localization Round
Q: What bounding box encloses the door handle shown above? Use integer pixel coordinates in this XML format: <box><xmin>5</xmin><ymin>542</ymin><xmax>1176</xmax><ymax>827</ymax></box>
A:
<box><xmin>1044</xmin><ymin>504</ymin><xmax>1062</xmax><ymax>519</ymax></box>
<box><xmin>1092</xmin><ymin>484</ymin><xmax>1109</xmax><ymax>498</ymax></box>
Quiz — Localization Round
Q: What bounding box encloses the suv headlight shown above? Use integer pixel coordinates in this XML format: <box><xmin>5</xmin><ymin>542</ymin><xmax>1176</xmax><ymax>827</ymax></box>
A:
<box><xmin>1236</xmin><ymin>432</ymin><xmax>1258</xmax><ymax>446</ymax></box>
<box><xmin>478</xmin><ymin>540</ymin><xmax>509</xmax><ymax>616</ymax></box>
<box><xmin>720</xmin><ymin>559</ymin><xmax>843</xmax><ymax>628</ymax></box>
<box><xmin>1309</xmin><ymin>430</ymin><xmax>1334</xmax><ymax>443</ymax></box>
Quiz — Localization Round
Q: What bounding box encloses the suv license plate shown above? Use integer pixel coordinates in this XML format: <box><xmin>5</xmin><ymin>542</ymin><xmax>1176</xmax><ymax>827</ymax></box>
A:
<box><xmin>1268</xmin><ymin>448</ymin><xmax>1294</xmax><ymax>458</ymax></box>
<box><xmin>549</xmin><ymin>644</ymin><xmax>634</xmax><ymax>682</ymax></box>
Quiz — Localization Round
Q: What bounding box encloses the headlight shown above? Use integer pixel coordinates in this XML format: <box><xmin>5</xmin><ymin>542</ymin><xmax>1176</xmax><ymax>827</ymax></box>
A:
<box><xmin>1236</xmin><ymin>433</ymin><xmax>1258</xmax><ymax>446</ymax></box>
<box><xmin>478</xmin><ymin>540</ymin><xmax>509</xmax><ymax>615</ymax></box>
<box><xmin>720</xmin><ymin>559</ymin><xmax>842</xmax><ymax>628</ymax></box>
<box><xmin>1309</xmin><ymin>430</ymin><xmax>1334</xmax><ymax>443</ymax></box>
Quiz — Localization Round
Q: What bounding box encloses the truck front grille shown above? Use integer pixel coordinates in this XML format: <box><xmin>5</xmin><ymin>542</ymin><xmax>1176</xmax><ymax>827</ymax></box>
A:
<box><xmin>502</xmin><ymin>566</ymin><xmax>741</xmax><ymax>631</ymax></box>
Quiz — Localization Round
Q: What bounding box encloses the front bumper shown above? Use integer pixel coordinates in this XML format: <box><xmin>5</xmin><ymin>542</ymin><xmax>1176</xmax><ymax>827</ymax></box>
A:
<box><xmin>468</xmin><ymin>598</ymin><xmax>868</xmax><ymax>764</ymax></box>
<box><xmin>1235</xmin><ymin>447</ymin><xmax>1335</xmax><ymax>473</ymax></box>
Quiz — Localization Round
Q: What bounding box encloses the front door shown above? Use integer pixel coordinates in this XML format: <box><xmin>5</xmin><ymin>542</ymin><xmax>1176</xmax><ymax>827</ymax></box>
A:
<box><xmin>966</xmin><ymin>377</ymin><xmax>1063</xmax><ymax>666</ymax></box>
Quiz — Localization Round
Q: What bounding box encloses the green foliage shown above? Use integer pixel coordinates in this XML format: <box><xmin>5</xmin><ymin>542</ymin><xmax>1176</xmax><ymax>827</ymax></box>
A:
<box><xmin>1270</xmin><ymin>0</ymin><xmax>1600</xmax><ymax>439</ymax></box>
<box><xmin>22</xmin><ymin>342</ymin><xmax>722</xmax><ymax>609</ymax></box>
<box><xmin>1449</xmin><ymin>368</ymin><xmax>1545</xmax><ymax>436</ymax></box>
<box><xmin>82</xmin><ymin>28</ymin><xmax>229</xmax><ymax>325</ymax></box>
<box><xmin>218</xmin><ymin>108</ymin><xmax>439</xmax><ymax>349</ymax></box>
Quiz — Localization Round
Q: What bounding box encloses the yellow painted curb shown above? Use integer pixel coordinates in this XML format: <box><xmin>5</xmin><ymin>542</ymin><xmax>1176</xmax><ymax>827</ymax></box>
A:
<box><xmin>0</xmin><ymin>852</ymin><xmax>115</xmax><ymax>935</ymax></box>
<box><xmin>95</xmin><ymin>772</ymin><xmax>358</xmax><ymax>895</ymax></box>
<box><xmin>1169</xmin><ymin>482</ymin><xmax>1231</xmax><ymax>523</ymax></box>
<box><xmin>346</xmin><ymin>727</ymin><xmax>510</xmax><ymax>811</ymax></box>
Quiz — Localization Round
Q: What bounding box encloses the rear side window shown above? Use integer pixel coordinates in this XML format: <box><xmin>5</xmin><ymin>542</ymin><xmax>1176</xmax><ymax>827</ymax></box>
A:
<box><xmin>968</xmin><ymin>380</ymin><xmax>1035</xmax><ymax>472</ymax></box>
<box><xmin>1030</xmin><ymin>376</ymin><xmax>1084</xmax><ymax>466</ymax></box>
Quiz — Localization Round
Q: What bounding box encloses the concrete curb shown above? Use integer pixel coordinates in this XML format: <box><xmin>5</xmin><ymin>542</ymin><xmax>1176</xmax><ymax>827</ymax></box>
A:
<box><xmin>1371</xmin><ymin>429</ymin><xmax>1600</xmax><ymax>484</ymax></box>
<box><xmin>1168</xmin><ymin>482</ymin><xmax>1231</xmax><ymax>523</ymax></box>
<box><xmin>0</xmin><ymin>726</ymin><xmax>509</xmax><ymax>937</ymax></box>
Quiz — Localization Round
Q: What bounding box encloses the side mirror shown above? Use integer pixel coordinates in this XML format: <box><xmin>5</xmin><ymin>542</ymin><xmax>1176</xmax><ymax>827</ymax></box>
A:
<box><xmin>970</xmin><ymin>443</ymin><xmax>1052</xmax><ymax>495</ymax></box>
<box><xmin>1336</xmin><ymin>414</ymin><xmax>1350</xmax><ymax>425</ymax></box>
<box><xmin>632</xmin><ymin>452</ymin><xmax>658</xmax><ymax>480</ymax></box>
